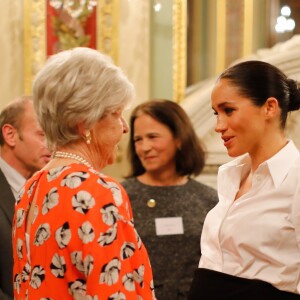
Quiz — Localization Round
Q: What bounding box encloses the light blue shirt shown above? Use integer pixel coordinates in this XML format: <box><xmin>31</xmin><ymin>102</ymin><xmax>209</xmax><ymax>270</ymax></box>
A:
<box><xmin>0</xmin><ymin>156</ymin><xmax>26</xmax><ymax>200</ymax></box>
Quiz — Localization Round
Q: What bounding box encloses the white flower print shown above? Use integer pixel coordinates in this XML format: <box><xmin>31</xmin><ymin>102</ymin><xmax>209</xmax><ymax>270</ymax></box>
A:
<box><xmin>84</xmin><ymin>255</ymin><xmax>94</xmax><ymax>277</ymax></box>
<box><xmin>27</xmin><ymin>180</ymin><xmax>37</xmax><ymax>198</ymax></box>
<box><xmin>71</xmin><ymin>251</ymin><xmax>84</xmax><ymax>273</ymax></box>
<box><xmin>122</xmin><ymin>265</ymin><xmax>145</xmax><ymax>292</ymax></box>
<box><xmin>134</xmin><ymin>228</ymin><xmax>142</xmax><ymax>249</ymax></box>
<box><xmin>61</xmin><ymin>171</ymin><xmax>90</xmax><ymax>189</ymax></box>
<box><xmin>34</xmin><ymin>223</ymin><xmax>50</xmax><ymax>246</ymax></box>
<box><xmin>101</xmin><ymin>203</ymin><xmax>119</xmax><ymax>226</ymax></box>
<box><xmin>70</xmin><ymin>252</ymin><xmax>94</xmax><ymax>276</ymax></box>
<box><xmin>47</xmin><ymin>166</ymin><xmax>69</xmax><ymax>181</ymax></box>
<box><xmin>55</xmin><ymin>222</ymin><xmax>71</xmax><ymax>248</ymax></box>
<box><xmin>97</xmin><ymin>224</ymin><xmax>117</xmax><ymax>246</ymax></box>
<box><xmin>68</xmin><ymin>279</ymin><xmax>86</xmax><ymax>298</ymax></box>
<box><xmin>122</xmin><ymin>273</ymin><xmax>135</xmax><ymax>292</ymax></box>
<box><xmin>32</xmin><ymin>205</ymin><xmax>39</xmax><ymax>224</ymax></box>
<box><xmin>108</xmin><ymin>291</ymin><xmax>126</xmax><ymax>300</ymax></box>
<box><xmin>72</xmin><ymin>191</ymin><xmax>95</xmax><ymax>214</ymax></box>
<box><xmin>17</xmin><ymin>238</ymin><xmax>23</xmax><ymax>259</ymax></box>
<box><xmin>133</xmin><ymin>265</ymin><xmax>145</xmax><ymax>287</ymax></box>
<box><xmin>120</xmin><ymin>242</ymin><xmax>135</xmax><ymax>260</ymax></box>
<box><xmin>97</xmin><ymin>178</ymin><xmax>123</xmax><ymax>206</ymax></box>
<box><xmin>78</xmin><ymin>221</ymin><xmax>95</xmax><ymax>244</ymax></box>
<box><xmin>16</xmin><ymin>208</ymin><xmax>25</xmax><ymax>228</ymax></box>
<box><xmin>99</xmin><ymin>258</ymin><xmax>121</xmax><ymax>286</ymax></box>
<box><xmin>42</xmin><ymin>187</ymin><xmax>59</xmax><ymax>215</ymax></box>
<box><xmin>21</xmin><ymin>263</ymin><xmax>30</xmax><ymax>282</ymax></box>
<box><xmin>30</xmin><ymin>265</ymin><xmax>45</xmax><ymax>289</ymax></box>
<box><xmin>14</xmin><ymin>273</ymin><xmax>21</xmax><ymax>294</ymax></box>
<box><xmin>16</xmin><ymin>187</ymin><xmax>24</xmax><ymax>205</ymax></box>
<box><xmin>50</xmin><ymin>253</ymin><xmax>66</xmax><ymax>278</ymax></box>
<box><xmin>85</xmin><ymin>296</ymin><xmax>99</xmax><ymax>300</ymax></box>
<box><xmin>150</xmin><ymin>280</ymin><xmax>155</xmax><ymax>297</ymax></box>
<box><xmin>12</xmin><ymin>223</ymin><xmax>16</xmax><ymax>238</ymax></box>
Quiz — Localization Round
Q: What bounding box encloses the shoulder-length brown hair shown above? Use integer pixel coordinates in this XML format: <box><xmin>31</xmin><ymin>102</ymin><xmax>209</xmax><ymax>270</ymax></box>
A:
<box><xmin>127</xmin><ymin>99</ymin><xmax>206</xmax><ymax>177</ymax></box>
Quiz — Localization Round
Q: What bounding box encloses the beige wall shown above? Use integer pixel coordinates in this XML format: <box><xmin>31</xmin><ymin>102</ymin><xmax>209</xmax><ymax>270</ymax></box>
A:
<box><xmin>100</xmin><ymin>0</ymin><xmax>151</xmax><ymax>180</ymax></box>
<box><xmin>0</xmin><ymin>1</ymin><xmax>24</xmax><ymax>110</ymax></box>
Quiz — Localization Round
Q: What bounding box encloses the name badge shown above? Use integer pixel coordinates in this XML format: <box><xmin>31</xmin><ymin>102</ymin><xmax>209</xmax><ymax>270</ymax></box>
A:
<box><xmin>155</xmin><ymin>217</ymin><xmax>184</xmax><ymax>236</ymax></box>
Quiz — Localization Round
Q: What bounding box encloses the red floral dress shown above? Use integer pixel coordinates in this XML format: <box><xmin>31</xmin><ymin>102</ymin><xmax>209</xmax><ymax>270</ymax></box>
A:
<box><xmin>13</xmin><ymin>164</ymin><xmax>156</xmax><ymax>300</ymax></box>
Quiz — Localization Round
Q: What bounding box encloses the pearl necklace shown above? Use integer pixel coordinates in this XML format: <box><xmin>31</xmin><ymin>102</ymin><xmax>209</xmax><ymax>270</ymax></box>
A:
<box><xmin>53</xmin><ymin>151</ymin><xmax>92</xmax><ymax>168</ymax></box>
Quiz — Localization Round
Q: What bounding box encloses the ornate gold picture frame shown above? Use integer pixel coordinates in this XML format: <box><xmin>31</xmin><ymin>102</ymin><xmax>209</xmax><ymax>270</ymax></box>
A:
<box><xmin>172</xmin><ymin>0</ymin><xmax>187</xmax><ymax>102</ymax></box>
<box><xmin>23</xmin><ymin>0</ymin><xmax>119</xmax><ymax>94</ymax></box>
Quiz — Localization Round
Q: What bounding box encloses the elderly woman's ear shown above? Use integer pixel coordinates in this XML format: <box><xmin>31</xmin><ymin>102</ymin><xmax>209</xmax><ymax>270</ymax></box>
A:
<box><xmin>76</xmin><ymin>122</ymin><xmax>91</xmax><ymax>143</ymax></box>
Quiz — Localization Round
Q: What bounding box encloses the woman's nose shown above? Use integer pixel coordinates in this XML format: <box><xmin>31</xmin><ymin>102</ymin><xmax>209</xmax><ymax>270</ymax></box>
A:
<box><xmin>215</xmin><ymin>116</ymin><xmax>227</xmax><ymax>133</ymax></box>
<box><xmin>140</xmin><ymin>139</ymin><xmax>152</xmax><ymax>151</ymax></box>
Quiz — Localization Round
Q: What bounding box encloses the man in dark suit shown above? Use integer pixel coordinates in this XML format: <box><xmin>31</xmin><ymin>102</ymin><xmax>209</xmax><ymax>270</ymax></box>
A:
<box><xmin>0</xmin><ymin>96</ymin><xmax>51</xmax><ymax>299</ymax></box>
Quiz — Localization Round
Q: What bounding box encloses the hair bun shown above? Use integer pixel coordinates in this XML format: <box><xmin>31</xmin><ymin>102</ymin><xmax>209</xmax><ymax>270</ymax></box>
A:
<box><xmin>287</xmin><ymin>79</ymin><xmax>300</xmax><ymax>111</ymax></box>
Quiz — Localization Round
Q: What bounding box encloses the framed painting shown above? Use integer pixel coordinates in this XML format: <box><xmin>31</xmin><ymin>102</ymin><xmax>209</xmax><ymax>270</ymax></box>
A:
<box><xmin>23</xmin><ymin>0</ymin><xmax>119</xmax><ymax>94</ymax></box>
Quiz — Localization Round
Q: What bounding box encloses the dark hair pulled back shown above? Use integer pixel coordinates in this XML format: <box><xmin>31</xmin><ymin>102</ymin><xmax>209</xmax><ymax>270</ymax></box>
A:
<box><xmin>287</xmin><ymin>78</ymin><xmax>300</xmax><ymax>112</ymax></box>
<box><xmin>219</xmin><ymin>60</ymin><xmax>300</xmax><ymax>128</ymax></box>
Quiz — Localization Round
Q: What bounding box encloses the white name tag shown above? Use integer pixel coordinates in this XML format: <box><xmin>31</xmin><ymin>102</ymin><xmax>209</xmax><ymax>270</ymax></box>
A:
<box><xmin>155</xmin><ymin>217</ymin><xmax>184</xmax><ymax>236</ymax></box>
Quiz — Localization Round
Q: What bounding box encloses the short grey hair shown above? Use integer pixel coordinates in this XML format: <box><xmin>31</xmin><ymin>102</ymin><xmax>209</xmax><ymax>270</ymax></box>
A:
<box><xmin>33</xmin><ymin>47</ymin><xmax>135</xmax><ymax>149</ymax></box>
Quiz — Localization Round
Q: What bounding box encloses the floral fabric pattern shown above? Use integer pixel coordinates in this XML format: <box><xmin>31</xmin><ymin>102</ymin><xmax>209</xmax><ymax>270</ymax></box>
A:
<box><xmin>13</xmin><ymin>164</ymin><xmax>156</xmax><ymax>300</ymax></box>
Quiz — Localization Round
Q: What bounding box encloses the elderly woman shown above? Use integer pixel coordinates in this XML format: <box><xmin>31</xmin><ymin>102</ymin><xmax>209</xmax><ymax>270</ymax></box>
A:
<box><xmin>12</xmin><ymin>48</ymin><xmax>156</xmax><ymax>300</ymax></box>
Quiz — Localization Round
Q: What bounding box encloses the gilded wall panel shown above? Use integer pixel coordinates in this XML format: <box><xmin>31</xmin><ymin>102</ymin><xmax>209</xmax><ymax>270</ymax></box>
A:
<box><xmin>24</xmin><ymin>0</ymin><xmax>119</xmax><ymax>94</ymax></box>
<box><xmin>0</xmin><ymin>1</ymin><xmax>24</xmax><ymax>109</ymax></box>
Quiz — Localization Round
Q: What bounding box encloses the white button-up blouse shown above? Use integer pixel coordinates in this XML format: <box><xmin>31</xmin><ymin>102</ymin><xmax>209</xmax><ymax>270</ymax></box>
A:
<box><xmin>199</xmin><ymin>140</ymin><xmax>300</xmax><ymax>294</ymax></box>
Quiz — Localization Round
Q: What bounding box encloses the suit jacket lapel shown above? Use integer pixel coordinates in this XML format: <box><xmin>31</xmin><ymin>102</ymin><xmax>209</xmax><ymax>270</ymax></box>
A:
<box><xmin>0</xmin><ymin>168</ymin><xmax>15</xmax><ymax>225</ymax></box>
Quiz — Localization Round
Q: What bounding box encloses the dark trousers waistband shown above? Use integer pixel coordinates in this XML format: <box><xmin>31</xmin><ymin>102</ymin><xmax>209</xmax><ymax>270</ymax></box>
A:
<box><xmin>188</xmin><ymin>268</ymin><xmax>300</xmax><ymax>300</ymax></box>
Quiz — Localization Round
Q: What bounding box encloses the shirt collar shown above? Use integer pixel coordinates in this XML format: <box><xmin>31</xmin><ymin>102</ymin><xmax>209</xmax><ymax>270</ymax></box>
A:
<box><xmin>0</xmin><ymin>156</ymin><xmax>26</xmax><ymax>198</ymax></box>
<box><xmin>266</xmin><ymin>140</ymin><xmax>300</xmax><ymax>188</ymax></box>
<box><xmin>218</xmin><ymin>153</ymin><xmax>250</xmax><ymax>201</ymax></box>
<box><xmin>218</xmin><ymin>140</ymin><xmax>300</xmax><ymax>191</ymax></box>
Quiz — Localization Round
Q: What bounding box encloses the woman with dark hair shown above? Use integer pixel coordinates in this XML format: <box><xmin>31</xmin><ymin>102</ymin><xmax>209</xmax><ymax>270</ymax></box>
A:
<box><xmin>189</xmin><ymin>60</ymin><xmax>300</xmax><ymax>299</ymax></box>
<box><xmin>122</xmin><ymin>99</ymin><xmax>218</xmax><ymax>300</ymax></box>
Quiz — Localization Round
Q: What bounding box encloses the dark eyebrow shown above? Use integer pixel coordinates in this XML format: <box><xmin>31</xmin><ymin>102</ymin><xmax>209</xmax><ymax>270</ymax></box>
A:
<box><xmin>216</xmin><ymin>101</ymin><xmax>235</xmax><ymax>109</ymax></box>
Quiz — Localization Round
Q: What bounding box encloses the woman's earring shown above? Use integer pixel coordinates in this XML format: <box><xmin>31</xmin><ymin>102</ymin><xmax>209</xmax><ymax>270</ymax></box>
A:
<box><xmin>85</xmin><ymin>130</ymin><xmax>91</xmax><ymax>144</ymax></box>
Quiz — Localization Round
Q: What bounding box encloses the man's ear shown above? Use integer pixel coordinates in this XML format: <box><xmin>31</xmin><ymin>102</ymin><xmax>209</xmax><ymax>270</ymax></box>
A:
<box><xmin>264</xmin><ymin>97</ymin><xmax>280</xmax><ymax>119</ymax></box>
<box><xmin>2</xmin><ymin>124</ymin><xmax>17</xmax><ymax>147</ymax></box>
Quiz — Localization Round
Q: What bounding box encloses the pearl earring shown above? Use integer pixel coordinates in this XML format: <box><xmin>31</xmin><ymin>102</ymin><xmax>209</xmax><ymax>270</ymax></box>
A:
<box><xmin>85</xmin><ymin>131</ymin><xmax>91</xmax><ymax>144</ymax></box>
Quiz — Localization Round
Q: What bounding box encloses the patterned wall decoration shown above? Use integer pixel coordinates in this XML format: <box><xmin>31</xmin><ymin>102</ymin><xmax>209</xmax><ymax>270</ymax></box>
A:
<box><xmin>172</xmin><ymin>0</ymin><xmax>187</xmax><ymax>102</ymax></box>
